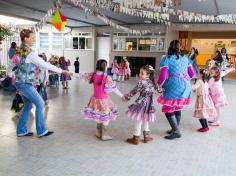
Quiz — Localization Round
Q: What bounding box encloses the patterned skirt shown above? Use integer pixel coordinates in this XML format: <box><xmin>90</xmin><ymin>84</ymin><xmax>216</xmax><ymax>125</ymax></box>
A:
<box><xmin>210</xmin><ymin>93</ymin><xmax>228</xmax><ymax>108</ymax></box>
<box><xmin>126</xmin><ymin>98</ymin><xmax>156</xmax><ymax>122</ymax></box>
<box><xmin>82</xmin><ymin>96</ymin><xmax>119</xmax><ymax>123</ymax></box>
<box><xmin>193</xmin><ymin>95</ymin><xmax>217</xmax><ymax>119</ymax></box>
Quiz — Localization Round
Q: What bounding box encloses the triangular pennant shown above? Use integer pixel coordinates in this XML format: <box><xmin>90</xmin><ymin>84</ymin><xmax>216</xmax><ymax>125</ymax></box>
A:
<box><xmin>61</xmin><ymin>22</ymin><xmax>67</xmax><ymax>30</ymax></box>
<box><xmin>51</xmin><ymin>10</ymin><xmax>62</xmax><ymax>23</ymax></box>
<box><xmin>52</xmin><ymin>22</ymin><xmax>62</xmax><ymax>31</ymax></box>
<box><xmin>59</xmin><ymin>11</ymin><xmax>67</xmax><ymax>22</ymax></box>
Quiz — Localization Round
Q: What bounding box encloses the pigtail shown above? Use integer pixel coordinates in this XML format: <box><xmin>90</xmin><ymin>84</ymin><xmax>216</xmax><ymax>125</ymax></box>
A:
<box><xmin>89</xmin><ymin>73</ymin><xmax>95</xmax><ymax>84</ymax></box>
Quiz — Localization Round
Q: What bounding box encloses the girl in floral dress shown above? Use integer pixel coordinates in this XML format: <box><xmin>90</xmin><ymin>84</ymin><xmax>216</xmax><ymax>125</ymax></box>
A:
<box><xmin>124</xmin><ymin>65</ymin><xmax>156</xmax><ymax>145</ymax></box>
<box><xmin>74</xmin><ymin>59</ymin><xmax>124</xmax><ymax>141</ymax></box>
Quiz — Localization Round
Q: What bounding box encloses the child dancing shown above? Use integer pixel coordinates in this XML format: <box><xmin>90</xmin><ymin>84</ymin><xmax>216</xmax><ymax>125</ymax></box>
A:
<box><xmin>124</xmin><ymin>65</ymin><xmax>156</xmax><ymax>145</ymax></box>
<box><xmin>208</xmin><ymin>66</ymin><xmax>234</xmax><ymax>126</ymax></box>
<box><xmin>74</xmin><ymin>59</ymin><xmax>124</xmax><ymax>141</ymax></box>
<box><xmin>192</xmin><ymin>69</ymin><xmax>217</xmax><ymax>132</ymax></box>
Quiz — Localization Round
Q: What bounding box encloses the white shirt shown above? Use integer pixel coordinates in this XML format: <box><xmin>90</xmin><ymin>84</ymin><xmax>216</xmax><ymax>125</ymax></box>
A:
<box><xmin>26</xmin><ymin>52</ymin><xmax>62</xmax><ymax>74</ymax></box>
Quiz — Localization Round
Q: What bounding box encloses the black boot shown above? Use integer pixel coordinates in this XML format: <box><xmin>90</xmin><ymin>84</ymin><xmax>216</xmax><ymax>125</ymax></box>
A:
<box><xmin>198</xmin><ymin>118</ymin><xmax>209</xmax><ymax>132</ymax></box>
<box><xmin>167</xmin><ymin>111</ymin><xmax>181</xmax><ymax>134</ymax></box>
<box><xmin>199</xmin><ymin>119</ymin><xmax>205</xmax><ymax>128</ymax></box>
<box><xmin>165</xmin><ymin>114</ymin><xmax>181</xmax><ymax>140</ymax></box>
<box><xmin>203</xmin><ymin>119</ymin><xmax>208</xmax><ymax>128</ymax></box>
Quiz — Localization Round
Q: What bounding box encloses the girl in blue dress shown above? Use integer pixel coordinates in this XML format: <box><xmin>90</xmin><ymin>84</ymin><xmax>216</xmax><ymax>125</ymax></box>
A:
<box><xmin>157</xmin><ymin>40</ymin><xmax>195</xmax><ymax>140</ymax></box>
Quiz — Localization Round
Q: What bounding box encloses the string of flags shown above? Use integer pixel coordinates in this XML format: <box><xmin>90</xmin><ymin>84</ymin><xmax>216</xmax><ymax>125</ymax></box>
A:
<box><xmin>65</xmin><ymin>0</ymin><xmax>236</xmax><ymax>25</ymax></box>
<box><xmin>65</xmin><ymin>0</ymin><xmax>152</xmax><ymax>34</ymax></box>
<box><xmin>34</xmin><ymin>0</ymin><xmax>236</xmax><ymax>34</ymax></box>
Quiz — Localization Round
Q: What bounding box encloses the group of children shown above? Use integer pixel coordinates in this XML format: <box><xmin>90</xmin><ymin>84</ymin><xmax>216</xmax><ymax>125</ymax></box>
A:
<box><xmin>72</xmin><ymin>56</ymin><xmax>234</xmax><ymax>145</ymax></box>
<box><xmin>193</xmin><ymin>63</ymin><xmax>234</xmax><ymax>132</ymax></box>
<box><xmin>7</xmin><ymin>42</ymin><xmax>233</xmax><ymax>143</ymax></box>
<box><xmin>111</xmin><ymin>58</ymin><xmax>131</xmax><ymax>82</ymax></box>
<box><xmin>74</xmin><ymin>60</ymin><xmax>156</xmax><ymax>144</ymax></box>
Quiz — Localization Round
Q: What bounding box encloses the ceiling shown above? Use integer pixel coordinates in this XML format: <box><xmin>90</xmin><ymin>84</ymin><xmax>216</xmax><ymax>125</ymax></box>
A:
<box><xmin>0</xmin><ymin>0</ymin><xmax>236</xmax><ymax>28</ymax></box>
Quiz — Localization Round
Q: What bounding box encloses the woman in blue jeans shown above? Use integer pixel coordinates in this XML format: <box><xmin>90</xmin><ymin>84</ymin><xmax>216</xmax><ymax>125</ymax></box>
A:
<box><xmin>15</xmin><ymin>29</ymin><xmax>70</xmax><ymax>137</ymax></box>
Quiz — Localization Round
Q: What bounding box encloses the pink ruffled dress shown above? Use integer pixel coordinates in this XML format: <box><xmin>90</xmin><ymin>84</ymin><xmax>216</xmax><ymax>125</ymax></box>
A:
<box><xmin>192</xmin><ymin>79</ymin><xmax>217</xmax><ymax>119</ymax></box>
<box><xmin>75</xmin><ymin>72</ymin><xmax>123</xmax><ymax>123</ymax></box>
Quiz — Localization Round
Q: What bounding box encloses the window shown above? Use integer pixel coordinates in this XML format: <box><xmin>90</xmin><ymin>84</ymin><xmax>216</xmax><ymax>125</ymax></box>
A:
<box><xmin>39</xmin><ymin>33</ymin><xmax>49</xmax><ymax>49</ymax></box>
<box><xmin>52</xmin><ymin>33</ymin><xmax>63</xmax><ymax>50</ymax></box>
<box><xmin>65</xmin><ymin>32</ymin><xmax>93</xmax><ymax>50</ymax></box>
<box><xmin>112</xmin><ymin>33</ymin><xmax>165</xmax><ymax>52</ymax></box>
<box><xmin>73</xmin><ymin>37</ymin><xmax>79</xmax><ymax>49</ymax></box>
<box><xmin>86</xmin><ymin>38</ymin><xmax>92</xmax><ymax>49</ymax></box>
<box><xmin>138</xmin><ymin>38</ymin><xmax>151</xmax><ymax>51</ymax></box>
<box><xmin>114</xmin><ymin>38</ymin><xmax>125</xmax><ymax>51</ymax></box>
<box><xmin>125</xmin><ymin>38</ymin><xmax>137</xmax><ymax>51</ymax></box>
<box><xmin>79</xmin><ymin>37</ymin><xmax>85</xmax><ymax>49</ymax></box>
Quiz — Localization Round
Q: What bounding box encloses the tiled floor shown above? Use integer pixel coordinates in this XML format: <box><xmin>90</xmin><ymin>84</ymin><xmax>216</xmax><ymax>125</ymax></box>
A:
<box><xmin>0</xmin><ymin>79</ymin><xmax>236</xmax><ymax>176</ymax></box>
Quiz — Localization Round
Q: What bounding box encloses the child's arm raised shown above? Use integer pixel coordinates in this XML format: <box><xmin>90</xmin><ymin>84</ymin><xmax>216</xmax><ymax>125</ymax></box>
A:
<box><xmin>221</xmin><ymin>67</ymin><xmax>235</xmax><ymax>77</ymax></box>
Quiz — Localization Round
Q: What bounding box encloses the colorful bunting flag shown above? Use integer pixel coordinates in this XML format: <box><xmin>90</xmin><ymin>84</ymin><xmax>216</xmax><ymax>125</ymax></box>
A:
<box><xmin>51</xmin><ymin>10</ymin><xmax>67</xmax><ymax>32</ymax></box>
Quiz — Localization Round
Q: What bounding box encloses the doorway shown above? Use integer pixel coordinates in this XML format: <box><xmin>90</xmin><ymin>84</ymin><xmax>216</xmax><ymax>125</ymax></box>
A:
<box><xmin>128</xmin><ymin>57</ymin><xmax>155</xmax><ymax>77</ymax></box>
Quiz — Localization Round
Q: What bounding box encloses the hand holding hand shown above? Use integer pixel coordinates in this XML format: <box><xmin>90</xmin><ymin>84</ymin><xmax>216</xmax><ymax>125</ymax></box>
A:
<box><xmin>157</xmin><ymin>86</ymin><xmax>164</xmax><ymax>93</ymax></box>
<box><xmin>121</xmin><ymin>96</ymin><xmax>126</xmax><ymax>102</ymax></box>
<box><xmin>62</xmin><ymin>70</ymin><xmax>73</xmax><ymax>76</ymax></box>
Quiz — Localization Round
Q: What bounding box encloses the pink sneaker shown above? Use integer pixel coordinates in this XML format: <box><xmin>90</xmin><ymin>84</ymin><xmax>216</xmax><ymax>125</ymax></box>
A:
<box><xmin>208</xmin><ymin>122</ymin><xmax>221</xmax><ymax>127</ymax></box>
<box><xmin>197</xmin><ymin>128</ymin><xmax>209</xmax><ymax>132</ymax></box>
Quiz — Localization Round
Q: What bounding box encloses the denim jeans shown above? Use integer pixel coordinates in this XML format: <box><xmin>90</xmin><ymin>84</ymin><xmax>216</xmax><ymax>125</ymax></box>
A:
<box><xmin>15</xmin><ymin>82</ymin><xmax>48</xmax><ymax>136</ymax></box>
<box><xmin>37</xmin><ymin>84</ymin><xmax>48</xmax><ymax>102</ymax></box>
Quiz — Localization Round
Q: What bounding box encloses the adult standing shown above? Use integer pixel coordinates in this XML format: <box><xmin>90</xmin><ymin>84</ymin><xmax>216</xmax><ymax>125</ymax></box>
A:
<box><xmin>220</xmin><ymin>48</ymin><xmax>229</xmax><ymax>71</ymax></box>
<box><xmin>15</xmin><ymin>29</ymin><xmax>69</xmax><ymax>137</ymax></box>
<box><xmin>74</xmin><ymin>57</ymin><xmax>80</xmax><ymax>73</ymax></box>
<box><xmin>5</xmin><ymin>42</ymin><xmax>17</xmax><ymax>88</ymax></box>
<box><xmin>213</xmin><ymin>50</ymin><xmax>223</xmax><ymax>67</ymax></box>
<box><xmin>8</xmin><ymin>42</ymin><xmax>17</xmax><ymax>59</ymax></box>
<box><xmin>157</xmin><ymin>40</ymin><xmax>195</xmax><ymax>140</ymax></box>
<box><xmin>189</xmin><ymin>48</ymin><xmax>199</xmax><ymax>73</ymax></box>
